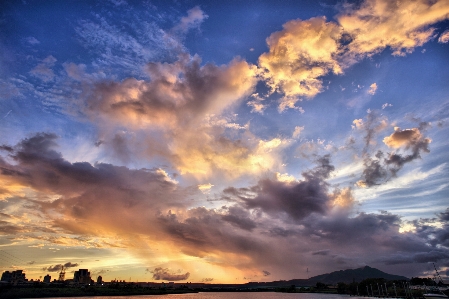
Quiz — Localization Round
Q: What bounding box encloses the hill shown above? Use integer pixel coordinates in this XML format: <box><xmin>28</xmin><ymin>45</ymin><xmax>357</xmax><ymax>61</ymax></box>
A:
<box><xmin>306</xmin><ymin>266</ymin><xmax>409</xmax><ymax>285</ymax></box>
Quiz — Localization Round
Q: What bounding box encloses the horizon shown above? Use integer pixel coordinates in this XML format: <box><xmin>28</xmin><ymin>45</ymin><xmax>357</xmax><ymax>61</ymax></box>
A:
<box><xmin>0</xmin><ymin>0</ymin><xmax>448</xmax><ymax>284</ymax></box>
<box><xmin>4</xmin><ymin>264</ymin><xmax>412</xmax><ymax>284</ymax></box>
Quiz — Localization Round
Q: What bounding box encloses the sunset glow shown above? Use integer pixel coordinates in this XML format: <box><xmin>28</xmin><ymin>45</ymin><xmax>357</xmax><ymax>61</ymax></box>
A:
<box><xmin>1</xmin><ymin>0</ymin><xmax>449</xmax><ymax>283</ymax></box>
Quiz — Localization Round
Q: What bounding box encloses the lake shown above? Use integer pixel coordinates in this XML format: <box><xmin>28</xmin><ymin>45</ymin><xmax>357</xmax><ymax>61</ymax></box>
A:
<box><xmin>42</xmin><ymin>293</ymin><xmax>377</xmax><ymax>299</ymax></box>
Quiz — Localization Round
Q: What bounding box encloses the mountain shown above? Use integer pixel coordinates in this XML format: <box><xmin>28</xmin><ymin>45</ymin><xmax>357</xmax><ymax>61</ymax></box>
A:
<box><xmin>306</xmin><ymin>266</ymin><xmax>409</xmax><ymax>285</ymax></box>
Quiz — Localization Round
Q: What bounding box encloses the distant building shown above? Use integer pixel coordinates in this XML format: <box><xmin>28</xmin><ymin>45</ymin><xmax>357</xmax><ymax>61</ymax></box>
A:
<box><xmin>97</xmin><ymin>275</ymin><xmax>103</xmax><ymax>284</ymax></box>
<box><xmin>43</xmin><ymin>274</ymin><xmax>51</xmax><ymax>283</ymax></box>
<box><xmin>73</xmin><ymin>269</ymin><xmax>92</xmax><ymax>284</ymax></box>
<box><xmin>1</xmin><ymin>270</ymin><xmax>27</xmax><ymax>284</ymax></box>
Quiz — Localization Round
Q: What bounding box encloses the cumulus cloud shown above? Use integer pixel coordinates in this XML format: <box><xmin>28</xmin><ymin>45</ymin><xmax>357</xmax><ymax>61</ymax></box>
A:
<box><xmin>338</xmin><ymin>0</ymin><xmax>449</xmax><ymax>57</ymax></box>
<box><xmin>330</xmin><ymin>187</ymin><xmax>355</xmax><ymax>208</ymax></box>
<box><xmin>383</xmin><ymin>127</ymin><xmax>430</xmax><ymax>149</ymax></box>
<box><xmin>257</xmin><ymin>0</ymin><xmax>449</xmax><ymax>110</ymax></box>
<box><xmin>259</xmin><ymin>17</ymin><xmax>343</xmax><ymax>110</ymax></box>
<box><xmin>85</xmin><ymin>55</ymin><xmax>276</xmax><ymax>178</ymax></box>
<box><xmin>88</xmin><ymin>55</ymin><xmax>256</xmax><ymax>129</ymax></box>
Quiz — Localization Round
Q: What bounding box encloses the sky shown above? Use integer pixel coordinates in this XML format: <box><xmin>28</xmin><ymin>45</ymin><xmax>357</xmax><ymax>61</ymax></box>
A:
<box><xmin>0</xmin><ymin>0</ymin><xmax>449</xmax><ymax>284</ymax></box>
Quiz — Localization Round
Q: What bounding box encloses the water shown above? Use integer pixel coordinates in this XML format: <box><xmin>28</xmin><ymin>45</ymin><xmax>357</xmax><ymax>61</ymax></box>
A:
<box><xmin>44</xmin><ymin>293</ymin><xmax>376</xmax><ymax>299</ymax></box>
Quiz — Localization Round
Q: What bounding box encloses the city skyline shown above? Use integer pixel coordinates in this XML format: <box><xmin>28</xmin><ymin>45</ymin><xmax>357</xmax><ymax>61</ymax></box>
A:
<box><xmin>0</xmin><ymin>0</ymin><xmax>449</xmax><ymax>283</ymax></box>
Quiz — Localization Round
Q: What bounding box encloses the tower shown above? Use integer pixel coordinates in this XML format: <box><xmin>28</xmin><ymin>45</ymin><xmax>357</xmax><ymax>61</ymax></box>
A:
<box><xmin>58</xmin><ymin>266</ymin><xmax>65</xmax><ymax>281</ymax></box>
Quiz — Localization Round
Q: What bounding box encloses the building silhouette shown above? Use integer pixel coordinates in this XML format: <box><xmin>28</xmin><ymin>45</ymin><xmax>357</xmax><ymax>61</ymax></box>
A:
<box><xmin>43</xmin><ymin>274</ymin><xmax>51</xmax><ymax>283</ymax></box>
<box><xmin>97</xmin><ymin>275</ymin><xmax>103</xmax><ymax>284</ymax></box>
<box><xmin>73</xmin><ymin>269</ymin><xmax>92</xmax><ymax>284</ymax></box>
<box><xmin>1</xmin><ymin>270</ymin><xmax>27</xmax><ymax>284</ymax></box>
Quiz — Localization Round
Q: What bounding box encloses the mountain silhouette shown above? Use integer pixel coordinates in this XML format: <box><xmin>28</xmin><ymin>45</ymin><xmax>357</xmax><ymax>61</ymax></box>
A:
<box><xmin>305</xmin><ymin>266</ymin><xmax>409</xmax><ymax>284</ymax></box>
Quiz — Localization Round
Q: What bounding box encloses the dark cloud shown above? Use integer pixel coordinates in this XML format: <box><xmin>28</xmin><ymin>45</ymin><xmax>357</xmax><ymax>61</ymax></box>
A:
<box><xmin>0</xmin><ymin>145</ymin><xmax>13</xmax><ymax>152</ymax></box>
<box><xmin>359</xmin><ymin>153</ymin><xmax>388</xmax><ymax>187</ymax></box>
<box><xmin>357</xmin><ymin>125</ymin><xmax>431</xmax><ymax>187</ymax></box>
<box><xmin>151</xmin><ymin>267</ymin><xmax>190</xmax><ymax>281</ymax></box>
<box><xmin>229</xmin><ymin>155</ymin><xmax>334</xmax><ymax>222</ymax></box>
<box><xmin>0</xmin><ymin>221</ymin><xmax>24</xmax><ymax>234</ymax></box>
<box><xmin>381</xmin><ymin>251</ymin><xmax>449</xmax><ymax>265</ymax></box>
<box><xmin>43</xmin><ymin>262</ymin><xmax>79</xmax><ymax>272</ymax></box>
<box><xmin>221</xmin><ymin>206</ymin><xmax>257</xmax><ymax>231</ymax></box>
<box><xmin>156</xmin><ymin>207</ymin><xmax>268</xmax><ymax>259</ymax></box>
<box><xmin>439</xmin><ymin>208</ymin><xmax>449</xmax><ymax>222</ymax></box>
<box><xmin>384</xmin><ymin>127</ymin><xmax>431</xmax><ymax>173</ymax></box>
<box><xmin>1</xmin><ymin>134</ymin><xmax>447</xmax><ymax>279</ymax></box>
<box><xmin>312</xmin><ymin>250</ymin><xmax>330</xmax><ymax>256</ymax></box>
<box><xmin>202</xmin><ymin>278</ymin><xmax>214</xmax><ymax>282</ymax></box>
<box><xmin>262</xmin><ymin>270</ymin><xmax>271</xmax><ymax>276</ymax></box>
<box><xmin>111</xmin><ymin>132</ymin><xmax>132</xmax><ymax>163</ymax></box>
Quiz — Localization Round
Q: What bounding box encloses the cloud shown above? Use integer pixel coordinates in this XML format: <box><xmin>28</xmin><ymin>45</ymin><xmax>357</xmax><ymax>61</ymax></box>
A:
<box><xmin>257</xmin><ymin>0</ymin><xmax>449</xmax><ymax>110</ymax></box>
<box><xmin>292</xmin><ymin>126</ymin><xmax>304</xmax><ymax>139</ymax></box>
<box><xmin>258</xmin><ymin>17</ymin><xmax>343</xmax><ymax>110</ymax></box>
<box><xmin>85</xmin><ymin>55</ymin><xmax>297</xmax><ymax>179</ymax></box>
<box><xmin>173</xmin><ymin>6</ymin><xmax>208</xmax><ymax>34</ymax></box>
<box><xmin>88</xmin><ymin>55</ymin><xmax>256</xmax><ymax>129</ymax></box>
<box><xmin>1</xmin><ymin>133</ymin><xmax>447</xmax><ymax>279</ymax></box>
<box><xmin>74</xmin><ymin>16</ymin><xmax>178</xmax><ymax>74</ymax></box>
<box><xmin>29</xmin><ymin>56</ymin><xmax>57</xmax><ymax>82</ymax></box>
<box><xmin>227</xmin><ymin>155</ymin><xmax>335</xmax><ymax>222</ymax></box>
<box><xmin>312</xmin><ymin>249</ymin><xmax>330</xmax><ymax>256</ymax></box>
<box><xmin>338</xmin><ymin>0</ymin><xmax>449</xmax><ymax>57</ymax></box>
<box><xmin>43</xmin><ymin>262</ymin><xmax>79</xmax><ymax>272</ymax></box>
<box><xmin>221</xmin><ymin>206</ymin><xmax>257</xmax><ymax>231</ymax></box>
<box><xmin>247</xmin><ymin>93</ymin><xmax>266</xmax><ymax>114</ymax></box>
<box><xmin>383</xmin><ymin>127</ymin><xmax>429</xmax><ymax>149</ymax></box>
<box><xmin>349</xmin><ymin>113</ymin><xmax>433</xmax><ymax>188</ymax></box>
<box><xmin>357</xmin><ymin>126</ymin><xmax>432</xmax><ymax>188</ymax></box>
<box><xmin>25</xmin><ymin>37</ymin><xmax>40</xmax><ymax>45</ymax></box>
<box><xmin>439</xmin><ymin>29</ymin><xmax>449</xmax><ymax>43</ymax></box>
<box><xmin>262</xmin><ymin>270</ymin><xmax>271</xmax><ymax>276</ymax></box>
<box><xmin>353</xmin><ymin>111</ymin><xmax>388</xmax><ymax>152</ymax></box>
<box><xmin>198</xmin><ymin>183</ymin><xmax>213</xmax><ymax>194</ymax></box>
<box><xmin>330</xmin><ymin>187</ymin><xmax>355</xmax><ymax>208</ymax></box>
<box><xmin>368</xmin><ymin>83</ymin><xmax>377</xmax><ymax>95</ymax></box>
<box><xmin>383</xmin><ymin>127</ymin><xmax>431</xmax><ymax>171</ymax></box>
<box><xmin>382</xmin><ymin>103</ymin><xmax>392</xmax><ymax>109</ymax></box>
<box><xmin>150</xmin><ymin>267</ymin><xmax>190</xmax><ymax>281</ymax></box>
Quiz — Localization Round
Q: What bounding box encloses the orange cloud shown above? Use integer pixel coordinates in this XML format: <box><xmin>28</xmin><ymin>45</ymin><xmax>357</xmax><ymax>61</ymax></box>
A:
<box><xmin>383</xmin><ymin>127</ymin><xmax>428</xmax><ymax>148</ymax></box>
<box><xmin>88</xmin><ymin>55</ymin><xmax>257</xmax><ymax>130</ymax></box>
<box><xmin>439</xmin><ymin>29</ymin><xmax>449</xmax><ymax>43</ymax></box>
<box><xmin>338</xmin><ymin>0</ymin><xmax>449</xmax><ymax>57</ymax></box>
<box><xmin>258</xmin><ymin>0</ymin><xmax>449</xmax><ymax>110</ymax></box>
<box><xmin>259</xmin><ymin>17</ymin><xmax>343</xmax><ymax>110</ymax></box>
